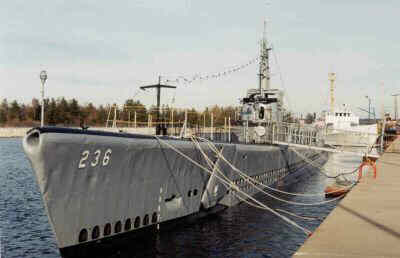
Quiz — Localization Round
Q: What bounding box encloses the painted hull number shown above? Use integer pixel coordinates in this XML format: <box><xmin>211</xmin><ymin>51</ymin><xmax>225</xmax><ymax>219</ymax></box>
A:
<box><xmin>79</xmin><ymin>149</ymin><xmax>112</xmax><ymax>169</ymax></box>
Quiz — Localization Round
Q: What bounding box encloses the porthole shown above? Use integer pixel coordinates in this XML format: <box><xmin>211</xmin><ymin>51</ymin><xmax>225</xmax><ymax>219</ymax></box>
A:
<box><xmin>193</xmin><ymin>189</ymin><xmax>198</xmax><ymax>196</ymax></box>
<box><xmin>92</xmin><ymin>225</ymin><xmax>100</xmax><ymax>240</ymax></box>
<box><xmin>124</xmin><ymin>218</ymin><xmax>132</xmax><ymax>231</ymax></box>
<box><xmin>188</xmin><ymin>190</ymin><xmax>192</xmax><ymax>197</ymax></box>
<box><xmin>104</xmin><ymin>223</ymin><xmax>111</xmax><ymax>236</ymax></box>
<box><xmin>134</xmin><ymin>216</ymin><xmax>141</xmax><ymax>228</ymax></box>
<box><xmin>115</xmin><ymin>221</ymin><xmax>122</xmax><ymax>233</ymax></box>
<box><xmin>143</xmin><ymin>214</ymin><xmax>149</xmax><ymax>226</ymax></box>
<box><xmin>152</xmin><ymin>212</ymin><xmax>158</xmax><ymax>223</ymax></box>
<box><xmin>78</xmin><ymin>228</ymin><xmax>88</xmax><ymax>243</ymax></box>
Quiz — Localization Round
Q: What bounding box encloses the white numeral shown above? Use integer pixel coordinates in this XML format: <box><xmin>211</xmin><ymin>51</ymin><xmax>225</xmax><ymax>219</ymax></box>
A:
<box><xmin>79</xmin><ymin>150</ymin><xmax>90</xmax><ymax>168</ymax></box>
<box><xmin>102</xmin><ymin>149</ymin><xmax>112</xmax><ymax>166</ymax></box>
<box><xmin>79</xmin><ymin>149</ymin><xmax>112</xmax><ymax>169</ymax></box>
<box><xmin>91</xmin><ymin>150</ymin><xmax>101</xmax><ymax>167</ymax></box>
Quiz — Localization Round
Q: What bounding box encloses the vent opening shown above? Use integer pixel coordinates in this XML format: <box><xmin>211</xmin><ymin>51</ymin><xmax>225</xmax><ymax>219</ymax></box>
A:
<box><xmin>78</xmin><ymin>229</ymin><xmax>88</xmax><ymax>243</ymax></box>
<box><xmin>114</xmin><ymin>221</ymin><xmax>122</xmax><ymax>233</ymax></box>
<box><xmin>124</xmin><ymin>218</ymin><xmax>132</xmax><ymax>231</ymax></box>
<box><xmin>92</xmin><ymin>226</ymin><xmax>100</xmax><ymax>240</ymax></box>
<box><xmin>104</xmin><ymin>223</ymin><xmax>111</xmax><ymax>236</ymax></box>
<box><xmin>134</xmin><ymin>216</ymin><xmax>141</xmax><ymax>228</ymax></box>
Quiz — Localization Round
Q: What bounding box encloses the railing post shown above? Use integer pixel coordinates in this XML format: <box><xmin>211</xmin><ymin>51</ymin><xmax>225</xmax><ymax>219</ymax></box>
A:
<box><xmin>224</xmin><ymin>117</ymin><xmax>227</xmax><ymax>142</ymax></box>
<box><xmin>171</xmin><ymin>109</ymin><xmax>174</xmax><ymax>132</ymax></box>
<box><xmin>211</xmin><ymin>112</ymin><xmax>214</xmax><ymax>141</ymax></box>
<box><xmin>272</xmin><ymin>124</ymin><xmax>275</xmax><ymax>144</ymax></box>
<box><xmin>203</xmin><ymin>113</ymin><xmax>206</xmax><ymax>138</ymax></box>
<box><xmin>134</xmin><ymin>111</ymin><xmax>137</xmax><ymax>128</ymax></box>
<box><xmin>185</xmin><ymin>109</ymin><xmax>188</xmax><ymax>137</ymax></box>
<box><xmin>228</xmin><ymin>116</ymin><xmax>231</xmax><ymax>143</ymax></box>
<box><xmin>245</xmin><ymin>120</ymin><xmax>248</xmax><ymax>143</ymax></box>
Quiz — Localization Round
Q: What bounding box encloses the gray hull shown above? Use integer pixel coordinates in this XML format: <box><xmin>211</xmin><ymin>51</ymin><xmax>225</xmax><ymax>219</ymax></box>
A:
<box><xmin>22</xmin><ymin>127</ymin><xmax>325</xmax><ymax>252</ymax></box>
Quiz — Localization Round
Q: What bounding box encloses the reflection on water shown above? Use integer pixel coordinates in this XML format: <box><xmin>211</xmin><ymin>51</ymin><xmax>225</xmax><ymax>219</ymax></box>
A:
<box><xmin>1</xmin><ymin>139</ymin><xmax>363</xmax><ymax>258</ymax></box>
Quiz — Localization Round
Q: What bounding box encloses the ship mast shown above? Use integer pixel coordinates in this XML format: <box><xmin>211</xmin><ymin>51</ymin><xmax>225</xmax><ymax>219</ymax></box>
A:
<box><xmin>328</xmin><ymin>72</ymin><xmax>336</xmax><ymax>114</ymax></box>
<box><xmin>140</xmin><ymin>76</ymin><xmax>176</xmax><ymax>135</ymax></box>
<box><xmin>259</xmin><ymin>20</ymin><xmax>271</xmax><ymax>92</ymax></box>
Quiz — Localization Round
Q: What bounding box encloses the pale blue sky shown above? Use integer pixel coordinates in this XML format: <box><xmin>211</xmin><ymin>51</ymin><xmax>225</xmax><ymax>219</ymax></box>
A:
<box><xmin>1</xmin><ymin>0</ymin><xmax>399</xmax><ymax>117</ymax></box>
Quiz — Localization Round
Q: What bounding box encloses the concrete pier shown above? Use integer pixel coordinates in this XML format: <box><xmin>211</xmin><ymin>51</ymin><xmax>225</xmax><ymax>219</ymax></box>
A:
<box><xmin>294</xmin><ymin>139</ymin><xmax>400</xmax><ymax>257</ymax></box>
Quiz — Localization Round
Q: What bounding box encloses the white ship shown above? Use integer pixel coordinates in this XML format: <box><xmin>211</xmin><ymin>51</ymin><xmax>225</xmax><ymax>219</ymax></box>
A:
<box><xmin>323</xmin><ymin>73</ymin><xmax>378</xmax><ymax>147</ymax></box>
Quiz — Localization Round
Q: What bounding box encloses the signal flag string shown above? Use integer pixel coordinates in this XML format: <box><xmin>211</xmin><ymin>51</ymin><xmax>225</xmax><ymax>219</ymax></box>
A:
<box><xmin>163</xmin><ymin>56</ymin><xmax>259</xmax><ymax>85</ymax></box>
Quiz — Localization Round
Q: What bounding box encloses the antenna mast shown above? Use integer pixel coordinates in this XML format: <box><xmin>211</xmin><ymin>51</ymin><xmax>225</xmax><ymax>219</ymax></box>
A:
<box><xmin>140</xmin><ymin>75</ymin><xmax>176</xmax><ymax>135</ymax></box>
<box><xmin>259</xmin><ymin>19</ymin><xmax>271</xmax><ymax>92</ymax></box>
<box><xmin>328</xmin><ymin>72</ymin><xmax>336</xmax><ymax>113</ymax></box>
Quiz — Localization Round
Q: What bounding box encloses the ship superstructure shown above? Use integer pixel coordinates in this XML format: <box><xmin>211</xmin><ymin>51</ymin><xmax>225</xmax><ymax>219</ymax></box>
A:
<box><xmin>240</xmin><ymin>21</ymin><xmax>284</xmax><ymax>124</ymax></box>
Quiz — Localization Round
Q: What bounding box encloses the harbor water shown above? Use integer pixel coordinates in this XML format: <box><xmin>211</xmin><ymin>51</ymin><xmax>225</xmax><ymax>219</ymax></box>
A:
<box><xmin>0</xmin><ymin>138</ymin><xmax>363</xmax><ymax>258</ymax></box>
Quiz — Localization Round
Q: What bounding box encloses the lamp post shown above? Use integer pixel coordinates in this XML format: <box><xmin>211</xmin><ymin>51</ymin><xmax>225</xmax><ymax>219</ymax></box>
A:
<box><xmin>365</xmin><ymin>95</ymin><xmax>371</xmax><ymax>121</ymax></box>
<box><xmin>40</xmin><ymin>70</ymin><xmax>47</xmax><ymax>127</ymax></box>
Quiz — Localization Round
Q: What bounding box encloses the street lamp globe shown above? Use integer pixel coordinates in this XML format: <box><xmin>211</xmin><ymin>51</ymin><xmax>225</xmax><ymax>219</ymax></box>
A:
<box><xmin>40</xmin><ymin>70</ymin><xmax>47</xmax><ymax>84</ymax></box>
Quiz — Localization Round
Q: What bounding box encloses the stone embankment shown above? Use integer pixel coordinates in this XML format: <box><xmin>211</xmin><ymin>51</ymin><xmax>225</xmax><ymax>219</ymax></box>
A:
<box><xmin>0</xmin><ymin>127</ymin><xmax>156</xmax><ymax>138</ymax></box>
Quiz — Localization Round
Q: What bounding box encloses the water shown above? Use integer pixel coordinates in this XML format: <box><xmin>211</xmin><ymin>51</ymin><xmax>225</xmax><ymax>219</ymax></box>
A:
<box><xmin>0</xmin><ymin>138</ymin><xmax>362</xmax><ymax>258</ymax></box>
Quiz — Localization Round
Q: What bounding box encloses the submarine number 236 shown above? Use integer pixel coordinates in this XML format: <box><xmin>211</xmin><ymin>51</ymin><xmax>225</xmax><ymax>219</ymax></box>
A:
<box><xmin>78</xmin><ymin>149</ymin><xmax>112</xmax><ymax>168</ymax></box>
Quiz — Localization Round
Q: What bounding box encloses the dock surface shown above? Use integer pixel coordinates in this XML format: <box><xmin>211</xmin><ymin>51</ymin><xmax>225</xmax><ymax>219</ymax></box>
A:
<box><xmin>294</xmin><ymin>140</ymin><xmax>400</xmax><ymax>257</ymax></box>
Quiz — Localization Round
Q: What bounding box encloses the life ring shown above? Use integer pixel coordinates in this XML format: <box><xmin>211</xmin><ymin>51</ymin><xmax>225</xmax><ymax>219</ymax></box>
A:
<box><xmin>358</xmin><ymin>160</ymin><xmax>377</xmax><ymax>180</ymax></box>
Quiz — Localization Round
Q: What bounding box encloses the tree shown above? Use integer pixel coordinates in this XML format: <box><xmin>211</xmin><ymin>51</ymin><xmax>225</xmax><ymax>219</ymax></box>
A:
<box><xmin>96</xmin><ymin>105</ymin><xmax>108</xmax><ymax>126</ymax></box>
<box><xmin>32</xmin><ymin>98</ymin><xmax>41</xmax><ymax>121</ymax></box>
<box><xmin>0</xmin><ymin>99</ymin><xmax>8</xmax><ymax>124</ymax></box>
<box><xmin>47</xmin><ymin>98</ymin><xmax>58</xmax><ymax>125</ymax></box>
<box><xmin>57</xmin><ymin>97</ymin><xmax>70</xmax><ymax>125</ymax></box>
<box><xmin>132</xmin><ymin>100</ymin><xmax>147</xmax><ymax>124</ymax></box>
<box><xmin>19</xmin><ymin>104</ymin><xmax>27</xmax><ymax>121</ymax></box>
<box><xmin>187</xmin><ymin>108</ymin><xmax>199</xmax><ymax>126</ymax></box>
<box><xmin>83</xmin><ymin>102</ymin><xmax>97</xmax><ymax>125</ymax></box>
<box><xmin>69</xmin><ymin>98</ymin><xmax>80</xmax><ymax>125</ymax></box>
<box><xmin>8</xmin><ymin>100</ymin><xmax>21</xmax><ymax>121</ymax></box>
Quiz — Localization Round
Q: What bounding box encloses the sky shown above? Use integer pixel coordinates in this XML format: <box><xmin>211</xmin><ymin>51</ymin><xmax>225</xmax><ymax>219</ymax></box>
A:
<box><xmin>1</xmin><ymin>0</ymin><xmax>399</xmax><ymax>117</ymax></box>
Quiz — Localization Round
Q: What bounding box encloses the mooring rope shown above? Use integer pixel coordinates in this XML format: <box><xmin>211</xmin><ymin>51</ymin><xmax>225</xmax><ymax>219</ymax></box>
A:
<box><xmin>153</xmin><ymin>135</ymin><xmax>313</xmax><ymax>236</ymax></box>
<box><xmin>195</xmin><ymin>136</ymin><xmax>355</xmax><ymax>198</ymax></box>
<box><xmin>191</xmin><ymin>136</ymin><xmax>347</xmax><ymax>206</ymax></box>
<box><xmin>291</xmin><ymin>147</ymin><xmax>360</xmax><ymax>179</ymax></box>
